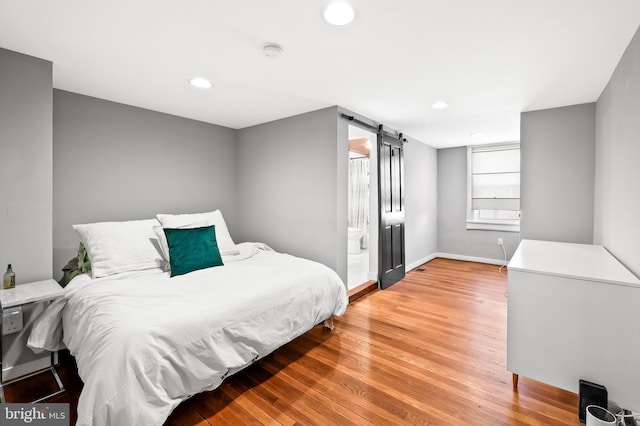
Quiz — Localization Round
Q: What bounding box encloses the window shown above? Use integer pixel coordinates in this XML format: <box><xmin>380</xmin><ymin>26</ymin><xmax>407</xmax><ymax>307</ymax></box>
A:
<box><xmin>467</xmin><ymin>143</ymin><xmax>520</xmax><ymax>232</ymax></box>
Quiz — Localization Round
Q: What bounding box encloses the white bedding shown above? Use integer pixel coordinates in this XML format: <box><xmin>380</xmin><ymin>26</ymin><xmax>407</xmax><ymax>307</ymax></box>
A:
<box><xmin>28</xmin><ymin>243</ymin><xmax>348</xmax><ymax>426</ymax></box>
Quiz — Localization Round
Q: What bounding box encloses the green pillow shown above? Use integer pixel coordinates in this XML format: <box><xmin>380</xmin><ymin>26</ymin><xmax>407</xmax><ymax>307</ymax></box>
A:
<box><xmin>164</xmin><ymin>225</ymin><xmax>224</xmax><ymax>277</ymax></box>
<box><xmin>78</xmin><ymin>241</ymin><xmax>92</xmax><ymax>273</ymax></box>
<box><xmin>59</xmin><ymin>242</ymin><xmax>92</xmax><ymax>287</ymax></box>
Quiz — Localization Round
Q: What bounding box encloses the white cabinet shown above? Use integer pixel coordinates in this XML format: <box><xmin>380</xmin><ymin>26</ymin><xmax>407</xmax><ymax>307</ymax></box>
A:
<box><xmin>507</xmin><ymin>239</ymin><xmax>640</xmax><ymax>411</ymax></box>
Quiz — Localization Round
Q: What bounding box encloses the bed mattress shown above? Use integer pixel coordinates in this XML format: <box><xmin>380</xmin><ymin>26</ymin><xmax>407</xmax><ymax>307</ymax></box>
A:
<box><xmin>28</xmin><ymin>243</ymin><xmax>348</xmax><ymax>425</ymax></box>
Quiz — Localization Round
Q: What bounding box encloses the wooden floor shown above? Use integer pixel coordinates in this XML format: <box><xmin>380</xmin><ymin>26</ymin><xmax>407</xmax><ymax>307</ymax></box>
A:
<box><xmin>7</xmin><ymin>258</ymin><xmax>580</xmax><ymax>425</ymax></box>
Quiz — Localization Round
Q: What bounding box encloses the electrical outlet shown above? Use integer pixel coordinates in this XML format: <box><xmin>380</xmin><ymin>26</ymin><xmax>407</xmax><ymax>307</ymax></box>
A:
<box><xmin>497</xmin><ymin>237</ymin><xmax>504</xmax><ymax>246</ymax></box>
<box><xmin>2</xmin><ymin>306</ymin><xmax>23</xmax><ymax>335</ymax></box>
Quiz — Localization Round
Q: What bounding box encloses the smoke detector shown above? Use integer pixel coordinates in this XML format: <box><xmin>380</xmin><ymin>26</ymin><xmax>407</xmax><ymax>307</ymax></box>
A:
<box><xmin>263</xmin><ymin>43</ymin><xmax>284</xmax><ymax>59</ymax></box>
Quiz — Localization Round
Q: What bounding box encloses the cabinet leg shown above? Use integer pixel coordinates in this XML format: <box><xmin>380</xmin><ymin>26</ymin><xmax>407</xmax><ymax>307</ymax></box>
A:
<box><xmin>512</xmin><ymin>373</ymin><xmax>519</xmax><ymax>391</ymax></box>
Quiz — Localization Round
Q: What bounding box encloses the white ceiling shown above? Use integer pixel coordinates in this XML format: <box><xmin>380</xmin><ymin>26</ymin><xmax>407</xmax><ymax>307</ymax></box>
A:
<box><xmin>1</xmin><ymin>1</ymin><xmax>639</xmax><ymax>148</ymax></box>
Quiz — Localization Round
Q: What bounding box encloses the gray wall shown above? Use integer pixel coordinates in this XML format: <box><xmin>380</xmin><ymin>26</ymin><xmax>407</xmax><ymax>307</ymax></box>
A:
<box><xmin>594</xmin><ymin>25</ymin><xmax>640</xmax><ymax>276</ymax></box>
<box><xmin>404</xmin><ymin>139</ymin><xmax>438</xmax><ymax>269</ymax></box>
<box><xmin>437</xmin><ymin>147</ymin><xmax>520</xmax><ymax>262</ymax></box>
<box><xmin>520</xmin><ymin>103</ymin><xmax>596</xmax><ymax>244</ymax></box>
<box><xmin>0</xmin><ymin>48</ymin><xmax>53</xmax><ymax>379</ymax></box>
<box><xmin>53</xmin><ymin>90</ymin><xmax>237</xmax><ymax>277</ymax></box>
<box><xmin>0</xmin><ymin>48</ymin><xmax>53</xmax><ymax>284</ymax></box>
<box><xmin>236</xmin><ymin>107</ymin><xmax>348</xmax><ymax>282</ymax></box>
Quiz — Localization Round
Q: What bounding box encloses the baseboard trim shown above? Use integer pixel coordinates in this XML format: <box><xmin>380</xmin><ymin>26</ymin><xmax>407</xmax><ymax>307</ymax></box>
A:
<box><xmin>381</xmin><ymin>252</ymin><xmax>505</xmax><ymax>280</ymax></box>
<box><xmin>406</xmin><ymin>254</ymin><xmax>438</xmax><ymax>271</ymax></box>
<box><xmin>434</xmin><ymin>252</ymin><xmax>506</xmax><ymax>266</ymax></box>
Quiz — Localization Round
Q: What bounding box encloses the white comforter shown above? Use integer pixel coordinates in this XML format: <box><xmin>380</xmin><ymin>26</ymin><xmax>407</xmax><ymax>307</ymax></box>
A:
<box><xmin>28</xmin><ymin>243</ymin><xmax>348</xmax><ymax>426</ymax></box>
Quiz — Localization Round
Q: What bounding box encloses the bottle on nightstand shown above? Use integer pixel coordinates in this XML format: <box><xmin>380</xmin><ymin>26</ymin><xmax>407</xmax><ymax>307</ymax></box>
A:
<box><xmin>3</xmin><ymin>264</ymin><xmax>15</xmax><ymax>289</ymax></box>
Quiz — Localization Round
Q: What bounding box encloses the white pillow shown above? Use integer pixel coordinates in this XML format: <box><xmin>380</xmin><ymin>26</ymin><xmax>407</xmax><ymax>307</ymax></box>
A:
<box><xmin>156</xmin><ymin>210</ymin><xmax>237</xmax><ymax>253</ymax></box>
<box><xmin>152</xmin><ymin>220</ymin><xmax>208</xmax><ymax>267</ymax></box>
<box><xmin>73</xmin><ymin>219</ymin><xmax>165</xmax><ymax>279</ymax></box>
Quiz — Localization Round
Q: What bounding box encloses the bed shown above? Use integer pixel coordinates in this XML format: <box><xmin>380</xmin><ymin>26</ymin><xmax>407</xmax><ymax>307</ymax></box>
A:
<box><xmin>27</xmin><ymin>211</ymin><xmax>348</xmax><ymax>426</ymax></box>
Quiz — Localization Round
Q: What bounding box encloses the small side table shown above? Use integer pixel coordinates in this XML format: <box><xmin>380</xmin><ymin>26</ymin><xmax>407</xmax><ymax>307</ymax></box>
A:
<box><xmin>0</xmin><ymin>279</ymin><xmax>65</xmax><ymax>403</ymax></box>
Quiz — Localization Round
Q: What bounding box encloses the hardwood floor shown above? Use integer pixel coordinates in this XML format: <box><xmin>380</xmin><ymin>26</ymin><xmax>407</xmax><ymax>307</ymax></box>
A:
<box><xmin>6</xmin><ymin>258</ymin><xmax>580</xmax><ymax>425</ymax></box>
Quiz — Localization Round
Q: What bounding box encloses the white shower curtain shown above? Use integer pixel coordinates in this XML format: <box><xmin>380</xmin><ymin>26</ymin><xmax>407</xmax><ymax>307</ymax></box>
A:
<box><xmin>348</xmin><ymin>157</ymin><xmax>370</xmax><ymax>249</ymax></box>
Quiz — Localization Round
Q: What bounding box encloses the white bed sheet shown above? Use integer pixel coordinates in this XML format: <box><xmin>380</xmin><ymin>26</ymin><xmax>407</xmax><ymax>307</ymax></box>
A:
<box><xmin>28</xmin><ymin>243</ymin><xmax>348</xmax><ymax>426</ymax></box>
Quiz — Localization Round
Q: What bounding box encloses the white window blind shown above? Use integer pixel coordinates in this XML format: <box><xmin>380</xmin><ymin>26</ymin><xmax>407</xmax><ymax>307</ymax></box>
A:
<box><xmin>470</xmin><ymin>145</ymin><xmax>520</xmax><ymax>211</ymax></box>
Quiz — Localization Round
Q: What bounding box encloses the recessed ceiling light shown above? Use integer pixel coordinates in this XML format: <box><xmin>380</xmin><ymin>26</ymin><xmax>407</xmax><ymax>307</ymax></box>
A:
<box><xmin>324</xmin><ymin>2</ymin><xmax>355</xmax><ymax>26</ymax></box>
<box><xmin>189</xmin><ymin>78</ymin><xmax>212</xmax><ymax>89</ymax></box>
<box><xmin>263</xmin><ymin>43</ymin><xmax>284</xmax><ymax>59</ymax></box>
<box><xmin>431</xmin><ymin>101</ymin><xmax>449</xmax><ymax>110</ymax></box>
<box><xmin>470</xmin><ymin>132</ymin><xmax>484</xmax><ymax>137</ymax></box>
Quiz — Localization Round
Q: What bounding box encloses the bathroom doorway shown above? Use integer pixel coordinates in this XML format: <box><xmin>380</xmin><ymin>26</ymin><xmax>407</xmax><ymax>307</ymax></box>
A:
<box><xmin>347</xmin><ymin>125</ymin><xmax>378</xmax><ymax>290</ymax></box>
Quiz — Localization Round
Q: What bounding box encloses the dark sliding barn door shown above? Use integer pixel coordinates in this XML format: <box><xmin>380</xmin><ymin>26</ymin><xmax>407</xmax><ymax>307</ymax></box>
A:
<box><xmin>377</xmin><ymin>130</ymin><xmax>405</xmax><ymax>289</ymax></box>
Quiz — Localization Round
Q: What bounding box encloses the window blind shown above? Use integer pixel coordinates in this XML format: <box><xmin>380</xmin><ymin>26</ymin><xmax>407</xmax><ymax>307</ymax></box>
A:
<box><xmin>471</xmin><ymin>145</ymin><xmax>520</xmax><ymax>211</ymax></box>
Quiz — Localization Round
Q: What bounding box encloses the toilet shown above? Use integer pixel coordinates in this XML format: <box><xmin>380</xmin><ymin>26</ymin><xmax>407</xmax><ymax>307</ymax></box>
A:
<box><xmin>347</xmin><ymin>227</ymin><xmax>364</xmax><ymax>254</ymax></box>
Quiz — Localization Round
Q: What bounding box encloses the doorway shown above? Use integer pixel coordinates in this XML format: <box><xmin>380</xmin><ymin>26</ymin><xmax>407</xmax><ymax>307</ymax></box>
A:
<box><xmin>347</xmin><ymin>125</ymin><xmax>378</xmax><ymax>290</ymax></box>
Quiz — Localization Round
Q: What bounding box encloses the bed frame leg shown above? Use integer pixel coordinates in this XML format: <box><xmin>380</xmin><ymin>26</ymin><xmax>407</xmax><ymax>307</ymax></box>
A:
<box><xmin>512</xmin><ymin>373</ymin><xmax>519</xmax><ymax>391</ymax></box>
<box><xmin>323</xmin><ymin>317</ymin><xmax>335</xmax><ymax>331</ymax></box>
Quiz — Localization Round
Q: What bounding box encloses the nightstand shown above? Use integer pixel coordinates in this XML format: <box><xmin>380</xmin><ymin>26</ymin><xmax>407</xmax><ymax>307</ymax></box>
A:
<box><xmin>0</xmin><ymin>279</ymin><xmax>65</xmax><ymax>403</ymax></box>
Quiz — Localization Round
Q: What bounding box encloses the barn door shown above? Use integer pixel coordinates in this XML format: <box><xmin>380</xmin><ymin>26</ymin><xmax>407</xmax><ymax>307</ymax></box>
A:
<box><xmin>377</xmin><ymin>129</ymin><xmax>405</xmax><ymax>289</ymax></box>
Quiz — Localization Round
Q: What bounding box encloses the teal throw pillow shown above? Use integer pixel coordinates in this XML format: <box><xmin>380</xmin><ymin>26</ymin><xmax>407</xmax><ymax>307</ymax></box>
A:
<box><xmin>164</xmin><ymin>225</ymin><xmax>224</xmax><ymax>277</ymax></box>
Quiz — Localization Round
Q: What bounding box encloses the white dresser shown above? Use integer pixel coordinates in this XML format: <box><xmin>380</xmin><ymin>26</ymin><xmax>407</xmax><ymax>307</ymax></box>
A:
<box><xmin>507</xmin><ymin>239</ymin><xmax>640</xmax><ymax>411</ymax></box>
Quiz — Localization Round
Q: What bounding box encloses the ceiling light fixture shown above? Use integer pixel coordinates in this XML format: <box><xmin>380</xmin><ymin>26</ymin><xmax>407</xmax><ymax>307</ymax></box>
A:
<box><xmin>324</xmin><ymin>2</ymin><xmax>355</xmax><ymax>26</ymax></box>
<box><xmin>189</xmin><ymin>78</ymin><xmax>212</xmax><ymax>89</ymax></box>
<box><xmin>263</xmin><ymin>43</ymin><xmax>284</xmax><ymax>59</ymax></box>
<box><xmin>431</xmin><ymin>101</ymin><xmax>449</xmax><ymax>110</ymax></box>
<box><xmin>470</xmin><ymin>132</ymin><xmax>484</xmax><ymax>137</ymax></box>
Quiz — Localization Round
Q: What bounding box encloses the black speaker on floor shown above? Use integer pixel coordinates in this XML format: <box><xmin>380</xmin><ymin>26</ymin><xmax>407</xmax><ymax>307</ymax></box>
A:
<box><xmin>579</xmin><ymin>380</ymin><xmax>608</xmax><ymax>423</ymax></box>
